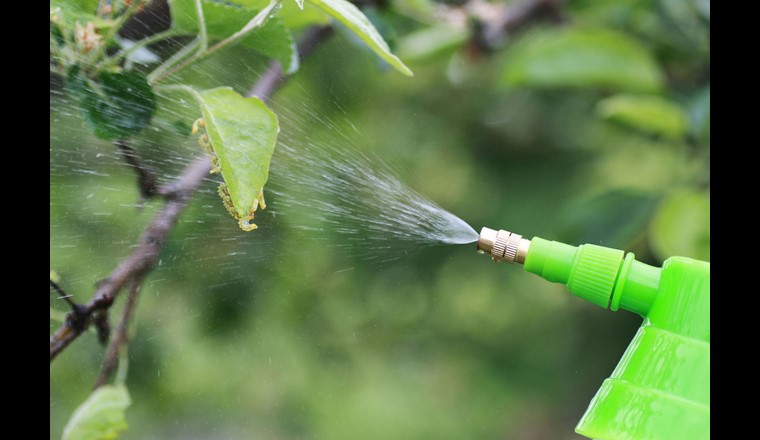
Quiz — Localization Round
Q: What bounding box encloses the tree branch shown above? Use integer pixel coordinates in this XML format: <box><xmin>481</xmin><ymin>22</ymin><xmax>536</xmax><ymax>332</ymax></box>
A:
<box><xmin>50</xmin><ymin>25</ymin><xmax>335</xmax><ymax>364</ymax></box>
<box><xmin>49</xmin><ymin>157</ymin><xmax>209</xmax><ymax>362</ymax></box>
<box><xmin>94</xmin><ymin>277</ymin><xmax>143</xmax><ymax>388</ymax></box>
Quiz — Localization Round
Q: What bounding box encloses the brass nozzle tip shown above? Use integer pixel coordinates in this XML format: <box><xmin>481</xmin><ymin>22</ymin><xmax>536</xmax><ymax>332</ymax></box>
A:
<box><xmin>477</xmin><ymin>227</ymin><xmax>530</xmax><ymax>264</ymax></box>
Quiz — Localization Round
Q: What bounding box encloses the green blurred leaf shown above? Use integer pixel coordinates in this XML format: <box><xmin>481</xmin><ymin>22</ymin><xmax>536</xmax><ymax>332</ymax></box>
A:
<box><xmin>688</xmin><ymin>85</ymin><xmax>710</xmax><ymax>143</ymax></box>
<box><xmin>192</xmin><ymin>87</ymin><xmax>279</xmax><ymax>230</ymax></box>
<box><xmin>649</xmin><ymin>190</ymin><xmax>710</xmax><ymax>261</ymax></box>
<box><xmin>559</xmin><ymin>189</ymin><xmax>660</xmax><ymax>248</ymax></box>
<box><xmin>597</xmin><ymin>94</ymin><xmax>688</xmax><ymax>139</ymax></box>
<box><xmin>62</xmin><ymin>385</ymin><xmax>131</xmax><ymax>440</ymax></box>
<box><xmin>170</xmin><ymin>0</ymin><xmax>300</xmax><ymax>74</ymax></box>
<box><xmin>306</xmin><ymin>0</ymin><xmax>414</xmax><ymax>76</ymax></box>
<box><xmin>501</xmin><ymin>28</ymin><xmax>663</xmax><ymax>92</ymax></box>
<box><xmin>67</xmin><ymin>67</ymin><xmax>157</xmax><ymax>140</ymax></box>
<box><xmin>396</xmin><ymin>25</ymin><xmax>468</xmax><ymax>63</ymax></box>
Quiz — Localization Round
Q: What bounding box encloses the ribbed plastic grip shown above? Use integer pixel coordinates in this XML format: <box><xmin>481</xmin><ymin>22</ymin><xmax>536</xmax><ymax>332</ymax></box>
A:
<box><xmin>567</xmin><ymin>244</ymin><xmax>624</xmax><ymax>308</ymax></box>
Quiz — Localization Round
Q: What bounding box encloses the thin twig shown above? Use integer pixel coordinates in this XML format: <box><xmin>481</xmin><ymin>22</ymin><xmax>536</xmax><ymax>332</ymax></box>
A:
<box><xmin>94</xmin><ymin>277</ymin><xmax>143</xmax><ymax>388</ymax></box>
<box><xmin>147</xmin><ymin>37</ymin><xmax>201</xmax><ymax>83</ymax></box>
<box><xmin>50</xmin><ymin>280</ymin><xmax>77</xmax><ymax>310</ymax></box>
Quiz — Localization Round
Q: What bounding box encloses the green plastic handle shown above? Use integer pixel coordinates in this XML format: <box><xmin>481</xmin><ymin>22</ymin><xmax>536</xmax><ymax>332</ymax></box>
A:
<box><xmin>523</xmin><ymin>237</ymin><xmax>710</xmax><ymax>440</ymax></box>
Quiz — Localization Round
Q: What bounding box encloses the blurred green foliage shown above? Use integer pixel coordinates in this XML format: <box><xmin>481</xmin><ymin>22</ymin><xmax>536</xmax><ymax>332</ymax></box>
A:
<box><xmin>50</xmin><ymin>0</ymin><xmax>709</xmax><ymax>438</ymax></box>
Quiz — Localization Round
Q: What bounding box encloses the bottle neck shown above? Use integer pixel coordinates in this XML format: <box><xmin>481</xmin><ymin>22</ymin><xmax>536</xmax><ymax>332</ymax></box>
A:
<box><xmin>610</xmin><ymin>253</ymin><xmax>660</xmax><ymax>315</ymax></box>
<box><xmin>523</xmin><ymin>237</ymin><xmax>661</xmax><ymax>316</ymax></box>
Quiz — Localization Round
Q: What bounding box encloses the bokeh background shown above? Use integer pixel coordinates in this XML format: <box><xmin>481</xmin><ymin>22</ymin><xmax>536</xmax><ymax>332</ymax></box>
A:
<box><xmin>50</xmin><ymin>0</ymin><xmax>709</xmax><ymax>438</ymax></box>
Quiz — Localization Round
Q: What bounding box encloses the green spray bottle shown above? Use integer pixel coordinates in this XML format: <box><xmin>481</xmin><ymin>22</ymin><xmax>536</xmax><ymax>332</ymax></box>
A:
<box><xmin>476</xmin><ymin>228</ymin><xmax>710</xmax><ymax>440</ymax></box>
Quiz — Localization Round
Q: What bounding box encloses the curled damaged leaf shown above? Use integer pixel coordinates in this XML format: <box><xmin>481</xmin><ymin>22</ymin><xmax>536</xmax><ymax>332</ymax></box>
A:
<box><xmin>191</xmin><ymin>87</ymin><xmax>279</xmax><ymax>231</ymax></box>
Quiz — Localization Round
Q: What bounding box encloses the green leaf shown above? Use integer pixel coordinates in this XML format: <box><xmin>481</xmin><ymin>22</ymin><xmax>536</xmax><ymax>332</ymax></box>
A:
<box><xmin>501</xmin><ymin>28</ymin><xmax>663</xmax><ymax>92</ymax></box>
<box><xmin>62</xmin><ymin>385</ymin><xmax>131</xmax><ymax>440</ymax></box>
<box><xmin>222</xmin><ymin>0</ymin><xmax>331</xmax><ymax>28</ymax></box>
<box><xmin>278</xmin><ymin>0</ymin><xmax>331</xmax><ymax>28</ymax></box>
<box><xmin>248</xmin><ymin>16</ymin><xmax>300</xmax><ymax>74</ymax></box>
<box><xmin>191</xmin><ymin>87</ymin><xmax>279</xmax><ymax>230</ymax></box>
<box><xmin>649</xmin><ymin>190</ymin><xmax>710</xmax><ymax>261</ymax></box>
<box><xmin>597</xmin><ymin>94</ymin><xmax>688</xmax><ymax>139</ymax></box>
<box><xmin>67</xmin><ymin>67</ymin><xmax>157</xmax><ymax>140</ymax></box>
<box><xmin>396</xmin><ymin>25</ymin><xmax>468</xmax><ymax>63</ymax></box>
<box><xmin>559</xmin><ymin>189</ymin><xmax>661</xmax><ymax>248</ymax></box>
<box><xmin>170</xmin><ymin>0</ymin><xmax>299</xmax><ymax>74</ymax></box>
<box><xmin>305</xmin><ymin>0</ymin><xmax>413</xmax><ymax>76</ymax></box>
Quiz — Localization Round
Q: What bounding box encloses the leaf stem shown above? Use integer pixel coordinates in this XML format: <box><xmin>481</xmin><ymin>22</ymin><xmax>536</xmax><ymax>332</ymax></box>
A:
<box><xmin>147</xmin><ymin>37</ymin><xmax>201</xmax><ymax>83</ymax></box>
<box><xmin>195</xmin><ymin>0</ymin><xmax>209</xmax><ymax>52</ymax></box>
<box><xmin>96</xmin><ymin>29</ymin><xmax>179</xmax><ymax>72</ymax></box>
<box><xmin>156</xmin><ymin>84</ymin><xmax>204</xmax><ymax>106</ymax></box>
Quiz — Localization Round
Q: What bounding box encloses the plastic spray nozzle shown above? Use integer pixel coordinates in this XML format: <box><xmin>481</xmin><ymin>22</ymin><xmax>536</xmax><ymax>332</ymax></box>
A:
<box><xmin>476</xmin><ymin>227</ymin><xmax>660</xmax><ymax>316</ymax></box>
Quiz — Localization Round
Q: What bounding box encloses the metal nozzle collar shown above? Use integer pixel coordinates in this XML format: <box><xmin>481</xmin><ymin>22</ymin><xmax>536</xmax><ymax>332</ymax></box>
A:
<box><xmin>477</xmin><ymin>227</ymin><xmax>530</xmax><ymax>264</ymax></box>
